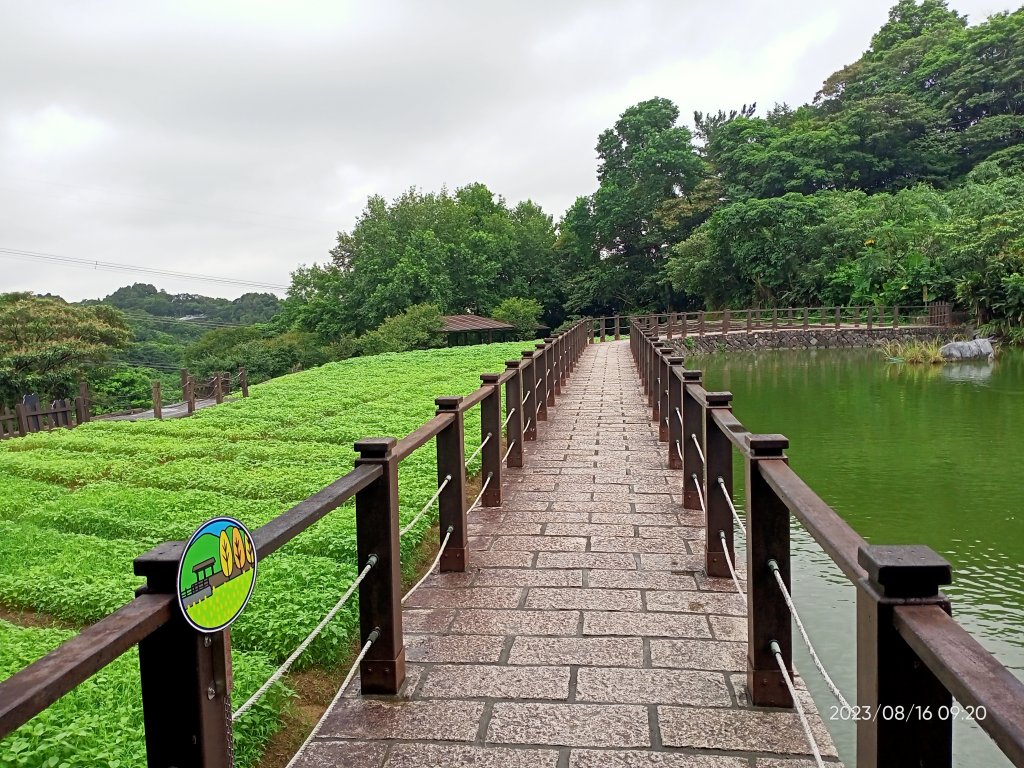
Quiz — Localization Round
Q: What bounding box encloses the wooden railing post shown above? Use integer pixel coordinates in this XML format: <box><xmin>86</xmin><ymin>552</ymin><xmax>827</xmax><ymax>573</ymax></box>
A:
<box><xmin>614</xmin><ymin>315</ymin><xmax>621</xmax><ymax>340</ymax></box>
<box><xmin>704</xmin><ymin>392</ymin><xmax>734</xmax><ymax>578</ymax></box>
<box><xmin>213</xmin><ymin>376</ymin><xmax>223</xmax><ymax>405</ymax></box>
<box><xmin>152</xmin><ymin>381</ymin><xmax>162</xmax><ymax>420</ymax></box>
<box><xmin>699</xmin><ymin>311</ymin><xmax>705</xmax><ymax>337</ymax></box>
<box><xmin>649</xmin><ymin>341</ymin><xmax>666</xmax><ymax>413</ymax></box>
<box><xmin>803</xmin><ymin>308</ymin><xmax>809</xmax><ymax>331</ymax></box>
<box><xmin>535</xmin><ymin>344</ymin><xmax>549</xmax><ymax>420</ymax></box>
<box><xmin>856</xmin><ymin>545</ymin><xmax>953</xmax><ymax>768</ymax></box>
<box><xmin>667</xmin><ymin>358</ymin><xmax>685</xmax><ymax>469</ymax></box>
<box><xmin>600</xmin><ymin>318</ymin><xmax>606</xmax><ymax>343</ymax></box>
<box><xmin>546</xmin><ymin>337</ymin><xmax>561</xmax><ymax>397</ymax></box>
<box><xmin>835</xmin><ymin>307</ymin><xmax>841</xmax><ymax>329</ymax></box>
<box><xmin>134</xmin><ymin>551</ymin><xmax>233</xmax><ymax>767</ymax></box>
<box><xmin>186</xmin><ymin>377</ymin><xmax>196</xmax><ymax>416</ymax></box>
<box><xmin>239</xmin><ymin>368</ymin><xmax>249</xmax><ymax>398</ymax></box>
<box><xmin>746</xmin><ymin>309</ymin><xmax>752</xmax><ymax>334</ymax></box>
<box><xmin>15</xmin><ymin>403</ymin><xmax>29</xmax><ymax>437</ymax></box>
<box><xmin>504</xmin><ymin>360</ymin><xmax>524</xmax><ymax>467</ymax></box>
<box><xmin>680</xmin><ymin>370</ymin><xmax>703</xmax><ymax>510</ymax></box>
<box><xmin>893</xmin><ymin>305</ymin><xmax>899</xmax><ymax>329</ymax></box>
<box><xmin>78</xmin><ymin>381</ymin><xmax>91</xmax><ymax>423</ymax></box>
<box><xmin>657</xmin><ymin>348</ymin><xmax>671</xmax><ymax>442</ymax></box>
<box><xmin>353</xmin><ymin>437</ymin><xmax>406</xmax><ymax>693</ymax></box>
<box><xmin>521</xmin><ymin>351</ymin><xmax>538</xmax><ymax>441</ymax></box>
<box><xmin>480</xmin><ymin>374</ymin><xmax>502</xmax><ymax>506</ymax></box>
<box><xmin>435</xmin><ymin>397</ymin><xmax>467</xmax><ymax>572</ymax></box>
<box><xmin>745</xmin><ymin>433</ymin><xmax>793</xmax><ymax>708</ymax></box>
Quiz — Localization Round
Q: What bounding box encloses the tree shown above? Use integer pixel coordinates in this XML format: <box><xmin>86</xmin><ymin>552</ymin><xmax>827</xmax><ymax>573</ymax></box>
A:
<box><xmin>491</xmin><ymin>297</ymin><xmax>542</xmax><ymax>339</ymax></box>
<box><xmin>359</xmin><ymin>304</ymin><xmax>445</xmax><ymax>355</ymax></box>
<box><xmin>0</xmin><ymin>294</ymin><xmax>131</xmax><ymax>404</ymax></box>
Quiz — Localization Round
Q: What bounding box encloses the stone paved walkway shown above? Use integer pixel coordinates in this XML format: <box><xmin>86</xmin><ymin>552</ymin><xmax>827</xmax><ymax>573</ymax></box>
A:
<box><xmin>296</xmin><ymin>340</ymin><xmax>840</xmax><ymax>768</ymax></box>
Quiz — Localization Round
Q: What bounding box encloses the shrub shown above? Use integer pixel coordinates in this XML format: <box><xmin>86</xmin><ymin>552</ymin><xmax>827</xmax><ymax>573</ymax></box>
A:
<box><xmin>492</xmin><ymin>297</ymin><xmax>543</xmax><ymax>339</ymax></box>
<box><xmin>359</xmin><ymin>303</ymin><xmax>444</xmax><ymax>355</ymax></box>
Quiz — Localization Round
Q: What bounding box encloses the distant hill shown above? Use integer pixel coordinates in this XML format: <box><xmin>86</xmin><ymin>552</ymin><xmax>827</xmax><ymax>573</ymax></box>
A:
<box><xmin>83</xmin><ymin>283</ymin><xmax>282</xmax><ymax>325</ymax></box>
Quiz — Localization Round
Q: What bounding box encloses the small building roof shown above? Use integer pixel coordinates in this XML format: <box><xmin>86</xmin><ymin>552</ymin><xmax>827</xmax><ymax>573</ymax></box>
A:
<box><xmin>441</xmin><ymin>314</ymin><xmax>515</xmax><ymax>333</ymax></box>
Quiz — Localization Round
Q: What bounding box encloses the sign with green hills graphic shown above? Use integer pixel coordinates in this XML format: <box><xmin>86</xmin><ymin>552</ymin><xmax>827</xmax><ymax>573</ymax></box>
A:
<box><xmin>177</xmin><ymin>517</ymin><xmax>257</xmax><ymax>632</ymax></box>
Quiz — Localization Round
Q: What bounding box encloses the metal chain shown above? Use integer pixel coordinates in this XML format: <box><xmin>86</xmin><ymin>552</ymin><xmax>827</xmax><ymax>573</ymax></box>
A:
<box><xmin>719</xmin><ymin>531</ymin><xmax>747</xmax><ymax>607</ymax></box>
<box><xmin>233</xmin><ymin>555</ymin><xmax>377</xmax><ymax>720</ymax></box>
<box><xmin>769</xmin><ymin>560</ymin><xmax>851</xmax><ymax>710</ymax></box>
<box><xmin>772</xmin><ymin>640</ymin><xmax>825</xmax><ymax>768</ymax></box>
<box><xmin>399</xmin><ymin>475</ymin><xmax>452</xmax><ymax>537</ymax></box>
<box><xmin>717</xmin><ymin>477</ymin><xmax>747</xmax><ymax>536</ymax></box>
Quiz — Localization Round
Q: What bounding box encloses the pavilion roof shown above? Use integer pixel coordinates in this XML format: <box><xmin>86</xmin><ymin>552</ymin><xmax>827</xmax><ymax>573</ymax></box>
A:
<box><xmin>441</xmin><ymin>314</ymin><xmax>514</xmax><ymax>333</ymax></box>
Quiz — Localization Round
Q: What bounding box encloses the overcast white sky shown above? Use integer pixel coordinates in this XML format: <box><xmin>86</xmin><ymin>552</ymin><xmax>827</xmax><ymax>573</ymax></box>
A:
<box><xmin>0</xmin><ymin>0</ymin><xmax>1011</xmax><ymax>301</ymax></box>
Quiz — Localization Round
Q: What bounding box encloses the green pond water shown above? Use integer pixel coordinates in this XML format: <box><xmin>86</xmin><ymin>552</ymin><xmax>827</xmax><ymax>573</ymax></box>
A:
<box><xmin>698</xmin><ymin>347</ymin><xmax>1024</xmax><ymax>767</ymax></box>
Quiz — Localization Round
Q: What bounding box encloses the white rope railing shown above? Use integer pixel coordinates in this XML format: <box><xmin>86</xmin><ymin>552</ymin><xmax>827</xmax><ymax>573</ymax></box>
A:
<box><xmin>692</xmin><ymin>473</ymin><xmax>706</xmax><ymax>514</ymax></box>
<box><xmin>691</xmin><ymin>433</ymin><xmax>705</xmax><ymax>466</ymax></box>
<box><xmin>771</xmin><ymin>639</ymin><xmax>825</xmax><ymax>768</ymax></box>
<box><xmin>402</xmin><ymin>525</ymin><xmax>455</xmax><ymax>604</ymax></box>
<box><xmin>769</xmin><ymin>559</ymin><xmax>851</xmax><ymax>710</ymax></box>
<box><xmin>465</xmin><ymin>433</ymin><xmax>491</xmax><ymax>468</ymax></box>
<box><xmin>468</xmin><ymin>473</ymin><xmax>493</xmax><ymax>511</ymax></box>
<box><xmin>719</xmin><ymin>531</ymin><xmax>747</xmax><ymax>607</ymax></box>
<box><xmin>674</xmin><ymin>440</ymin><xmax>683</xmax><ymax>462</ymax></box>
<box><xmin>522</xmin><ymin>390</ymin><xmax>532</xmax><ymax>404</ymax></box>
<box><xmin>234</xmin><ymin>555</ymin><xmax>377</xmax><ymax>721</ymax></box>
<box><xmin>717</xmin><ymin>477</ymin><xmax>747</xmax><ymax>536</ymax></box>
<box><xmin>675</xmin><ymin>406</ymin><xmax>682</xmax><ymax>426</ymax></box>
<box><xmin>502</xmin><ymin>408</ymin><xmax>516</xmax><ymax>429</ymax></box>
<box><xmin>283</xmin><ymin>629</ymin><xmax>379</xmax><ymax>768</ymax></box>
<box><xmin>525</xmin><ymin>418</ymin><xmax>533</xmax><ymax>432</ymax></box>
<box><xmin>503</xmin><ymin>441</ymin><xmax>516</xmax><ymax>463</ymax></box>
<box><xmin>399</xmin><ymin>475</ymin><xmax>452</xmax><ymax>537</ymax></box>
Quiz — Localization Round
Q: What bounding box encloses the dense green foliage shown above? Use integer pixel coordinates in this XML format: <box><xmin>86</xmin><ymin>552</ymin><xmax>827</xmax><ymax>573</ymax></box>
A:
<box><xmin>283</xmin><ymin>184</ymin><xmax>564</xmax><ymax>337</ymax></box>
<box><xmin>89</xmin><ymin>283</ymin><xmax>281</xmax><ymax>324</ymax></box>
<box><xmin>556</xmin><ymin>2</ymin><xmax>1024</xmax><ymax>337</ymax></box>
<box><xmin>358</xmin><ymin>303</ymin><xmax>445</xmax><ymax>355</ymax></box>
<box><xmin>0</xmin><ymin>340</ymin><xmax>530</xmax><ymax>766</ymax></box>
<box><xmin>491</xmin><ymin>297</ymin><xmax>543</xmax><ymax>339</ymax></box>
<box><xmin>0</xmin><ymin>294</ymin><xmax>132</xmax><ymax>407</ymax></box>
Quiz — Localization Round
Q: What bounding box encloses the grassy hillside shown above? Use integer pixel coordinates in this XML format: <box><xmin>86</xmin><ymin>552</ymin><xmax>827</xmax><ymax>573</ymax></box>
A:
<box><xmin>0</xmin><ymin>340</ymin><xmax>531</xmax><ymax>767</ymax></box>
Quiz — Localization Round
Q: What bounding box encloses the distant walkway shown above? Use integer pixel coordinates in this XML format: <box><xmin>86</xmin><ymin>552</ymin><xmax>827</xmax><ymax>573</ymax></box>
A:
<box><xmin>295</xmin><ymin>340</ymin><xmax>840</xmax><ymax>767</ymax></box>
<box><xmin>101</xmin><ymin>397</ymin><xmax>223</xmax><ymax>421</ymax></box>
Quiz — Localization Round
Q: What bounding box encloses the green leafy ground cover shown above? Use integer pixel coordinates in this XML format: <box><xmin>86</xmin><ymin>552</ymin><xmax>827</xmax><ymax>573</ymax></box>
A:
<box><xmin>0</xmin><ymin>341</ymin><xmax>527</xmax><ymax>766</ymax></box>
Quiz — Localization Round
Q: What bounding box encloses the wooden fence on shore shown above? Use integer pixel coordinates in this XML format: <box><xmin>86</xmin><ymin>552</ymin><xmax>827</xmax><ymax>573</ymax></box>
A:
<box><xmin>589</xmin><ymin>302</ymin><xmax>954</xmax><ymax>341</ymax></box>
<box><xmin>632</xmin><ymin>321</ymin><xmax>1024</xmax><ymax>767</ymax></box>
<box><xmin>0</xmin><ymin>324</ymin><xmax>590</xmax><ymax>767</ymax></box>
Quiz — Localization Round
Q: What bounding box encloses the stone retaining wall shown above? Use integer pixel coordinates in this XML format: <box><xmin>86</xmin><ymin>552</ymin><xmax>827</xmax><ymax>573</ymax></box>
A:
<box><xmin>668</xmin><ymin>325</ymin><xmax>962</xmax><ymax>356</ymax></box>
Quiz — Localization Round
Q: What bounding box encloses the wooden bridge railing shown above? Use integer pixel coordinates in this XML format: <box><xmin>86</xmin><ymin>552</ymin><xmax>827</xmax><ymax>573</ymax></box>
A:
<box><xmin>0</xmin><ymin>387</ymin><xmax>91</xmax><ymax>440</ymax></box>
<box><xmin>589</xmin><ymin>302</ymin><xmax>953</xmax><ymax>342</ymax></box>
<box><xmin>631</xmin><ymin>320</ymin><xmax>1024</xmax><ymax>768</ymax></box>
<box><xmin>0</xmin><ymin>322</ymin><xmax>590</xmax><ymax>767</ymax></box>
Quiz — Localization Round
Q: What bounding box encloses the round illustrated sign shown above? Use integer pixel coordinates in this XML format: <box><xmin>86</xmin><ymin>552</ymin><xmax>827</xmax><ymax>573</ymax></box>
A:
<box><xmin>177</xmin><ymin>517</ymin><xmax>257</xmax><ymax>632</ymax></box>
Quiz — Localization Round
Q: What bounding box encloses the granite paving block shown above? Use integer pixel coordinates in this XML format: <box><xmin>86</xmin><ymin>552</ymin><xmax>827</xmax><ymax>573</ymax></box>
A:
<box><xmin>404</xmin><ymin>586</ymin><xmax>523</xmax><ymax>610</ymax></box>
<box><xmin>492</xmin><ymin>535</ymin><xmax>589</xmax><ymax>552</ymax></box>
<box><xmin>404</xmin><ymin>633</ymin><xmax>506</xmax><ymax>664</ymax></box>
<box><xmin>449</xmin><ymin>609</ymin><xmax>580</xmax><ymax>636</ymax></box>
<box><xmin>537</xmin><ymin>552</ymin><xmax>637</xmax><ymax>570</ymax></box>
<box><xmin>468</xmin><ymin>523</ymin><xmax>544</xmax><ymax>536</ymax></box>
<box><xmin>469</xmin><ymin>550</ymin><xmax>536</xmax><ymax>568</ymax></box>
<box><xmin>291</xmin><ymin>741</ymin><xmax>387</xmax><ymax>768</ymax></box>
<box><xmin>488</xmin><ymin>703</ymin><xmax>651</xmax><ymax>748</ymax></box>
<box><xmin>658</xmin><ymin>707</ymin><xmax>838</xmax><ymax>757</ymax></box>
<box><xmin>387</xmin><ymin>744</ymin><xmax>561</xmax><ymax>768</ymax></box>
<box><xmin>403</xmin><ymin>608</ymin><xmax>455</xmax><ymax>633</ymax></box>
<box><xmin>709</xmin><ymin>615</ymin><xmax>747</xmax><ymax>641</ymax></box>
<box><xmin>588</xmin><ymin>569</ymin><xmax>698</xmax><ymax>591</ymax></box>
<box><xmin>570</xmin><ymin>750</ymin><xmax>748</xmax><ymax>767</ymax></box>
<box><xmin>638</xmin><ymin>553</ymin><xmax>704</xmax><ymax>571</ymax></box>
<box><xmin>509</xmin><ymin>636</ymin><xmax>644</xmax><ymax>667</ymax></box>
<box><xmin>318</xmin><ymin>699</ymin><xmax>484</xmax><ymax>741</ymax></box>
<box><xmin>420</xmin><ymin>664</ymin><xmax>571</xmax><ymax>700</ymax></box>
<box><xmin>645</xmin><ymin>590</ymin><xmax>747</xmax><ymax>616</ymax></box>
<box><xmin>474</xmin><ymin>567</ymin><xmax>584</xmax><ymax>587</ymax></box>
<box><xmin>577</xmin><ymin>667</ymin><xmax>732</xmax><ymax>706</ymax></box>
<box><xmin>584</xmin><ymin>611</ymin><xmax>712</xmax><ymax>639</ymax></box>
<box><xmin>650</xmin><ymin>639</ymin><xmax>746</xmax><ymax>671</ymax></box>
<box><xmin>526</xmin><ymin>587</ymin><xmax>643</xmax><ymax>611</ymax></box>
<box><xmin>545</xmin><ymin>523</ymin><xmax>637</xmax><ymax>537</ymax></box>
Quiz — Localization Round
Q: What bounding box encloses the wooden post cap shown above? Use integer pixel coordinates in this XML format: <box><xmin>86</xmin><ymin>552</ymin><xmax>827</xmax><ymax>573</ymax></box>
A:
<box><xmin>746</xmin><ymin>434</ymin><xmax>789</xmax><ymax>456</ymax></box>
<box><xmin>859</xmin><ymin>545</ymin><xmax>952</xmax><ymax>598</ymax></box>
<box><xmin>354</xmin><ymin>437</ymin><xmax>397</xmax><ymax>458</ymax></box>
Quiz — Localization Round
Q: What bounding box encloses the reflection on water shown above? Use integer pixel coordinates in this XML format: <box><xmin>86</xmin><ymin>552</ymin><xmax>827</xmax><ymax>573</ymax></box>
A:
<box><xmin>702</xmin><ymin>347</ymin><xmax>1024</xmax><ymax>767</ymax></box>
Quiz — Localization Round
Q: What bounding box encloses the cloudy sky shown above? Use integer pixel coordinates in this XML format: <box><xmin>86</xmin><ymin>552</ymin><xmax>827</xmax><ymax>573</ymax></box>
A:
<box><xmin>0</xmin><ymin>0</ymin><xmax>1010</xmax><ymax>301</ymax></box>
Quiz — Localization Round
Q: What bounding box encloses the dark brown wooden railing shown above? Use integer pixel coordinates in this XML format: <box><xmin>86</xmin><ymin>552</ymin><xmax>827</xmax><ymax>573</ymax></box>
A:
<box><xmin>0</xmin><ymin>322</ymin><xmax>590</xmax><ymax>767</ymax></box>
<box><xmin>631</xmin><ymin>321</ymin><xmax>1024</xmax><ymax>768</ymax></box>
<box><xmin>589</xmin><ymin>302</ymin><xmax>953</xmax><ymax>341</ymax></box>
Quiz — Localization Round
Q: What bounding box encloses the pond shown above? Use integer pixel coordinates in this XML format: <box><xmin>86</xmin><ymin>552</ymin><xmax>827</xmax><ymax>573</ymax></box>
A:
<box><xmin>698</xmin><ymin>346</ymin><xmax>1024</xmax><ymax>767</ymax></box>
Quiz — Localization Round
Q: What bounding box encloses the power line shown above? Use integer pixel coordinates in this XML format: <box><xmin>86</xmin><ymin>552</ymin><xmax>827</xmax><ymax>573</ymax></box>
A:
<box><xmin>119</xmin><ymin>311</ymin><xmax>254</xmax><ymax>329</ymax></box>
<box><xmin>0</xmin><ymin>246</ymin><xmax>290</xmax><ymax>291</ymax></box>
